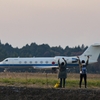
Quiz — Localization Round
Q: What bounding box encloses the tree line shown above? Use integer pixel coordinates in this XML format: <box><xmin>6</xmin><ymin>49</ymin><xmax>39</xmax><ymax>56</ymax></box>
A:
<box><xmin>0</xmin><ymin>42</ymin><xmax>87</xmax><ymax>60</ymax></box>
<box><xmin>0</xmin><ymin>41</ymin><xmax>100</xmax><ymax>73</ymax></box>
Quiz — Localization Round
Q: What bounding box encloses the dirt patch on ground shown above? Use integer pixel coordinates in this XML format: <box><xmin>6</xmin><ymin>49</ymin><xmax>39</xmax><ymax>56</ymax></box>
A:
<box><xmin>0</xmin><ymin>86</ymin><xmax>100</xmax><ymax>100</ymax></box>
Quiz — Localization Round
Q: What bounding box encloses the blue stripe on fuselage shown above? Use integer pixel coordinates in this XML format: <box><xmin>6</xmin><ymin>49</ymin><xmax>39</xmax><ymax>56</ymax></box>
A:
<box><xmin>0</xmin><ymin>63</ymin><xmax>79</xmax><ymax>68</ymax></box>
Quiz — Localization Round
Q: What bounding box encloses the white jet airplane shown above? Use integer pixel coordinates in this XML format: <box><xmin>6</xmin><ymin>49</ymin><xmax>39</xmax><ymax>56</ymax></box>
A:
<box><xmin>0</xmin><ymin>43</ymin><xmax>100</xmax><ymax>69</ymax></box>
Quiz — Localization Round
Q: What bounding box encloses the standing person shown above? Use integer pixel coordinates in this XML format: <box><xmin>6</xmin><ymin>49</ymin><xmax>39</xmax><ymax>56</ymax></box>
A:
<box><xmin>77</xmin><ymin>56</ymin><xmax>89</xmax><ymax>88</ymax></box>
<box><xmin>58</xmin><ymin>58</ymin><xmax>67</xmax><ymax>88</ymax></box>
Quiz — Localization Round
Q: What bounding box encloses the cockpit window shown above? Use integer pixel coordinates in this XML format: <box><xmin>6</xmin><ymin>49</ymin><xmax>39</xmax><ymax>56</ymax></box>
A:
<box><xmin>5</xmin><ymin>59</ymin><xmax>8</xmax><ymax>62</ymax></box>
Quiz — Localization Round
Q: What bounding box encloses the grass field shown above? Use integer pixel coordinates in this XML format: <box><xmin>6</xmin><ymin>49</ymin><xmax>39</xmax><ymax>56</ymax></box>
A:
<box><xmin>0</xmin><ymin>72</ymin><xmax>99</xmax><ymax>89</ymax></box>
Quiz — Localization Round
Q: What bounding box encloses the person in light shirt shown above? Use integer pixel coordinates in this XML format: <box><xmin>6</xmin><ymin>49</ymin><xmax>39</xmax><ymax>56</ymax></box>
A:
<box><xmin>77</xmin><ymin>56</ymin><xmax>89</xmax><ymax>88</ymax></box>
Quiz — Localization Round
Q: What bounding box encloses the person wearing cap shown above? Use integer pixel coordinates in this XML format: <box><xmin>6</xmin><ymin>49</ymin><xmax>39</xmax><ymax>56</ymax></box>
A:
<box><xmin>58</xmin><ymin>58</ymin><xmax>67</xmax><ymax>88</ymax></box>
<box><xmin>77</xmin><ymin>56</ymin><xmax>89</xmax><ymax>88</ymax></box>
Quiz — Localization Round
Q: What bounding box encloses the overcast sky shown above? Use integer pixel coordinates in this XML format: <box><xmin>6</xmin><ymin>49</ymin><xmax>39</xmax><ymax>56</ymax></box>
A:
<box><xmin>0</xmin><ymin>0</ymin><xmax>100</xmax><ymax>48</ymax></box>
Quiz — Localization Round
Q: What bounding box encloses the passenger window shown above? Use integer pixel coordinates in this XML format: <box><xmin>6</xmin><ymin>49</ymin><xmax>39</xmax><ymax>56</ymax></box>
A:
<box><xmin>35</xmin><ymin>61</ymin><xmax>37</xmax><ymax>64</ymax></box>
<box><xmin>45</xmin><ymin>61</ymin><xmax>48</xmax><ymax>63</ymax></box>
<box><xmin>19</xmin><ymin>61</ymin><xmax>21</xmax><ymax>64</ymax></box>
<box><xmin>30</xmin><ymin>61</ymin><xmax>32</xmax><ymax>63</ymax></box>
<box><xmin>24</xmin><ymin>61</ymin><xmax>27</xmax><ymax>64</ymax></box>
<box><xmin>40</xmin><ymin>61</ymin><xmax>43</xmax><ymax>63</ymax></box>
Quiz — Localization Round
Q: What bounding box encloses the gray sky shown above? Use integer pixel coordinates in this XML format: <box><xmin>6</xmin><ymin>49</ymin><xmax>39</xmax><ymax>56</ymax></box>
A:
<box><xmin>0</xmin><ymin>0</ymin><xmax>100</xmax><ymax>48</ymax></box>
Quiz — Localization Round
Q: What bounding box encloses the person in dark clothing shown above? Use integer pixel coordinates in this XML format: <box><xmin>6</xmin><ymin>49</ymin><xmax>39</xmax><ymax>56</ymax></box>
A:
<box><xmin>77</xmin><ymin>56</ymin><xmax>89</xmax><ymax>88</ymax></box>
<box><xmin>58</xmin><ymin>58</ymin><xmax>67</xmax><ymax>88</ymax></box>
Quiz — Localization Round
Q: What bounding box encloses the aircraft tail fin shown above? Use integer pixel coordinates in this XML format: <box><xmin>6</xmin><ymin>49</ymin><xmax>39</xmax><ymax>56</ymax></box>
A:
<box><xmin>80</xmin><ymin>43</ymin><xmax>100</xmax><ymax>63</ymax></box>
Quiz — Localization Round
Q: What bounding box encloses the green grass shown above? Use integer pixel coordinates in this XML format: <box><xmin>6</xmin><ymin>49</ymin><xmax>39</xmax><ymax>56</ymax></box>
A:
<box><xmin>0</xmin><ymin>72</ymin><xmax>99</xmax><ymax>89</ymax></box>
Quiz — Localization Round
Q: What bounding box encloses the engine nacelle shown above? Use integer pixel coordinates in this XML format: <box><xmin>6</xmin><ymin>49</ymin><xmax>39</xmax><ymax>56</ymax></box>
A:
<box><xmin>54</xmin><ymin>56</ymin><xmax>78</xmax><ymax>64</ymax></box>
<box><xmin>67</xmin><ymin>58</ymin><xmax>78</xmax><ymax>63</ymax></box>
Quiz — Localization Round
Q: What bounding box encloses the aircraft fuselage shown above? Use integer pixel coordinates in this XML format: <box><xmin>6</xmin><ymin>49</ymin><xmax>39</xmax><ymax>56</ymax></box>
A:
<box><xmin>0</xmin><ymin>56</ymin><xmax>79</xmax><ymax>69</ymax></box>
